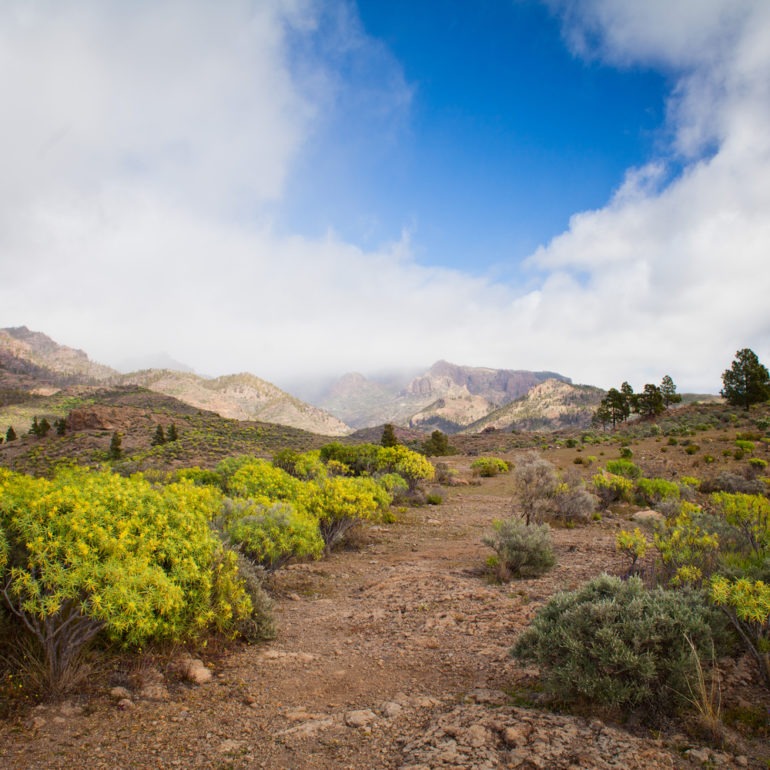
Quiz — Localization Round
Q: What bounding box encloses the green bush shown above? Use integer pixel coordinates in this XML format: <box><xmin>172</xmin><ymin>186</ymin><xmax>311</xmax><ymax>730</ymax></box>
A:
<box><xmin>425</xmin><ymin>492</ymin><xmax>443</xmax><ymax>505</ymax></box>
<box><xmin>684</xmin><ymin>444</ymin><xmax>700</xmax><ymax>455</ymax></box>
<box><xmin>482</xmin><ymin>518</ymin><xmax>555</xmax><ymax>580</ymax></box>
<box><xmin>592</xmin><ymin>472</ymin><xmax>634</xmax><ymax>505</ymax></box>
<box><xmin>748</xmin><ymin>457</ymin><xmax>768</xmax><ymax>472</ymax></box>
<box><xmin>511</xmin><ymin>574</ymin><xmax>722</xmax><ymax>716</ymax></box>
<box><xmin>619</xmin><ymin>446</ymin><xmax>633</xmax><ymax>459</ymax></box>
<box><xmin>605</xmin><ymin>459</ymin><xmax>641</xmax><ymax>479</ymax></box>
<box><xmin>470</xmin><ymin>456</ymin><xmax>511</xmax><ymax>477</ymax></box>
<box><xmin>225</xmin><ymin>500</ymin><xmax>323</xmax><ymax>572</ymax></box>
<box><xmin>635</xmin><ymin>477</ymin><xmax>681</xmax><ymax>506</ymax></box>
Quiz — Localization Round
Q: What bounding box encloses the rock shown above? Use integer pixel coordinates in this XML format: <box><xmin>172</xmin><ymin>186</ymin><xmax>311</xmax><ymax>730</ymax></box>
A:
<box><xmin>735</xmin><ymin>756</ymin><xmax>749</xmax><ymax>767</ymax></box>
<box><xmin>110</xmin><ymin>686</ymin><xmax>132</xmax><ymax>700</ymax></box>
<box><xmin>218</xmin><ymin>739</ymin><xmax>246</xmax><ymax>754</ymax></box>
<box><xmin>502</xmin><ymin>725</ymin><xmax>530</xmax><ymax>747</ymax></box>
<box><xmin>380</xmin><ymin>701</ymin><xmax>403</xmax><ymax>718</ymax></box>
<box><xmin>685</xmin><ymin>747</ymin><xmax>712</xmax><ymax>763</ymax></box>
<box><xmin>188</xmin><ymin>664</ymin><xmax>213</xmax><ymax>685</ymax></box>
<box><xmin>345</xmin><ymin>709</ymin><xmax>377</xmax><ymax>728</ymax></box>
<box><xmin>632</xmin><ymin>509</ymin><xmax>664</xmax><ymax>526</ymax></box>
<box><xmin>117</xmin><ymin>698</ymin><xmax>134</xmax><ymax>710</ymax></box>
<box><xmin>465</xmin><ymin>723</ymin><xmax>490</xmax><ymax>747</ymax></box>
<box><xmin>278</xmin><ymin>718</ymin><xmax>334</xmax><ymax>737</ymax></box>
<box><xmin>139</xmin><ymin>683</ymin><xmax>169</xmax><ymax>702</ymax></box>
<box><xmin>175</xmin><ymin>656</ymin><xmax>213</xmax><ymax>684</ymax></box>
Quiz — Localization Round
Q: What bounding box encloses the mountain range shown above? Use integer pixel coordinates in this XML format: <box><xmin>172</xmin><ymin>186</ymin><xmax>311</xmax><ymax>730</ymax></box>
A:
<box><xmin>0</xmin><ymin>326</ymin><xmax>606</xmax><ymax>435</ymax></box>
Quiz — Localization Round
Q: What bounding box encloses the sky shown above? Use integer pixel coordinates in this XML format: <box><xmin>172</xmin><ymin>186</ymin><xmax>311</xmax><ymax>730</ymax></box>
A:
<box><xmin>1</xmin><ymin>0</ymin><xmax>769</xmax><ymax>395</ymax></box>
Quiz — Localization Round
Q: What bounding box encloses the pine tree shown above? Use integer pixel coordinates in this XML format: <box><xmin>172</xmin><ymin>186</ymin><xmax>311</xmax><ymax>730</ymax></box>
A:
<box><xmin>636</xmin><ymin>384</ymin><xmax>665</xmax><ymax>417</ymax></box>
<box><xmin>660</xmin><ymin>375</ymin><xmax>682</xmax><ymax>407</ymax></box>
<box><xmin>55</xmin><ymin>418</ymin><xmax>67</xmax><ymax>436</ymax></box>
<box><xmin>38</xmin><ymin>417</ymin><xmax>51</xmax><ymax>437</ymax></box>
<box><xmin>151</xmin><ymin>425</ymin><xmax>166</xmax><ymax>446</ymax></box>
<box><xmin>28</xmin><ymin>416</ymin><xmax>40</xmax><ymax>436</ymax></box>
<box><xmin>380</xmin><ymin>423</ymin><xmax>398</xmax><ymax>447</ymax></box>
<box><xmin>721</xmin><ymin>348</ymin><xmax>770</xmax><ymax>410</ymax></box>
<box><xmin>422</xmin><ymin>429</ymin><xmax>451</xmax><ymax>456</ymax></box>
<box><xmin>166</xmin><ymin>423</ymin><xmax>178</xmax><ymax>442</ymax></box>
<box><xmin>6</xmin><ymin>426</ymin><xmax>17</xmax><ymax>442</ymax></box>
<box><xmin>109</xmin><ymin>431</ymin><xmax>122</xmax><ymax>460</ymax></box>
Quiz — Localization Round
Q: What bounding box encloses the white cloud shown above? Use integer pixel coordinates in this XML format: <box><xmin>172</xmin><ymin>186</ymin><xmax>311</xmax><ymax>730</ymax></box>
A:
<box><xmin>522</xmin><ymin>0</ymin><xmax>770</xmax><ymax>390</ymax></box>
<box><xmin>1</xmin><ymin>0</ymin><xmax>769</xmax><ymax>396</ymax></box>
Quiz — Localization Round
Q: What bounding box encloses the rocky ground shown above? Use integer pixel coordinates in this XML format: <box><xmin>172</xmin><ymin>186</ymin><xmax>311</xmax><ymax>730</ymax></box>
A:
<box><xmin>1</xmin><ymin>467</ymin><xmax>768</xmax><ymax>769</ymax></box>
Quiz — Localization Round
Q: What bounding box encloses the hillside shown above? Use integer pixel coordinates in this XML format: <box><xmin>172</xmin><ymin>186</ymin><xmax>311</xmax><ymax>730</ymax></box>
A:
<box><xmin>0</xmin><ymin>327</ymin><xmax>117</xmax><ymax>389</ymax></box>
<box><xmin>0</xmin><ymin>385</ymin><xmax>334</xmax><ymax>476</ymax></box>
<box><xmin>316</xmin><ymin>360</ymin><xmax>571</xmax><ymax>431</ymax></box>
<box><xmin>0</xmin><ymin>327</ymin><xmax>350</xmax><ymax>437</ymax></box>
<box><xmin>118</xmin><ymin>370</ymin><xmax>350</xmax><ymax>436</ymax></box>
<box><xmin>464</xmin><ymin>378</ymin><xmax>605</xmax><ymax>433</ymax></box>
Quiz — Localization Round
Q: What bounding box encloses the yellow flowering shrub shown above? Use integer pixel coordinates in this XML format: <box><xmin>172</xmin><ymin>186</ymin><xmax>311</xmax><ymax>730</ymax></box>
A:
<box><xmin>0</xmin><ymin>467</ymin><xmax>252</xmax><ymax>689</ymax></box>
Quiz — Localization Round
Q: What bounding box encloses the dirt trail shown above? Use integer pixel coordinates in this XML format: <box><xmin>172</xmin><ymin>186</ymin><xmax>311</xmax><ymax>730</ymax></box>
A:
<box><xmin>0</xmin><ymin>487</ymin><xmax>757</xmax><ymax>769</ymax></box>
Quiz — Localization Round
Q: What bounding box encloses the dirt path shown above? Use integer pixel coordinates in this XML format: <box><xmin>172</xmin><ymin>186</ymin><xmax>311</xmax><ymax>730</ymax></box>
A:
<box><xmin>0</xmin><ymin>487</ymin><xmax>757</xmax><ymax>768</ymax></box>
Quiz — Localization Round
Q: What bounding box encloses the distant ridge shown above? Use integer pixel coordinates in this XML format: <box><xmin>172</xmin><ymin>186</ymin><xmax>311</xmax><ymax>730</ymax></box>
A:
<box><xmin>0</xmin><ymin>327</ymin><xmax>350</xmax><ymax>436</ymax></box>
<box><xmin>315</xmin><ymin>360</ymin><xmax>572</xmax><ymax>432</ymax></box>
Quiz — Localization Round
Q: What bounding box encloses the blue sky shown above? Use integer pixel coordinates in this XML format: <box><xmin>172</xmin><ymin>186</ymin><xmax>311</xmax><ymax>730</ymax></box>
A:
<box><xmin>0</xmin><ymin>0</ymin><xmax>768</xmax><ymax>394</ymax></box>
<box><xmin>281</xmin><ymin>0</ymin><xmax>669</xmax><ymax>273</ymax></box>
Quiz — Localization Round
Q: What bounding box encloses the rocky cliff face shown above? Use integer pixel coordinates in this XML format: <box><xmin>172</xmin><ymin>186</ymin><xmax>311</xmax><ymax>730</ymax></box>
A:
<box><xmin>316</xmin><ymin>361</ymin><xmax>573</xmax><ymax>432</ymax></box>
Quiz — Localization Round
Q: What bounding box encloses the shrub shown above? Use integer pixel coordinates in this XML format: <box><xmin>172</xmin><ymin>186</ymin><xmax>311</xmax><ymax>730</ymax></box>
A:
<box><xmin>426</xmin><ymin>492</ymin><xmax>443</xmax><ymax>505</ymax></box>
<box><xmin>229</xmin><ymin>554</ymin><xmax>276</xmax><ymax>643</ymax></box>
<box><xmin>512</xmin><ymin>453</ymin><xmax>559</xmax><ymax>525</ymax></box>
<box><xmin>616</xmin><ymin>528</ymin><xmax>648</xmax><ymax>573</ymax></box>
<box><xmin>684</xmin><ymin>444</ymin><xmax>700</xmax><ymax>455</ymax></box>
<box><xmin>482</xmin><ymin>518</ymin><xmax>555</xmax><ymax>580</ymax></box>
<box><xmin>433</xmin><ymin>462</ymin><xmax>455</xmax><ymax>485</ymax></box>
<box><xmin>711</xmin><ymin>576</ymin><xmax>770</xmax><ymax>688</ymax></box>
<box><xmin>654</xmin><ymin>505</ymin><xmax>721</xmax><ymax>586</ymax></box>
<box><xmin>700</xmin><ymin>472</ymin><xmax>765</xmax><ymax>495</ymax></box>
<box><xmin>470</xmin><ymin>456</ymin><xmax>511</xmax><ymax>477</ymax></box>
<box><xmin>748</xmin><ymin>457</ymin><xmax>768</xmax><ymax>472</ymax></box>
<box><xmin>225</xmin><ymin>500</ymin><xmax>323</xmax><ymax>572</ymax></box>
<box><xmin>592</xmin><ymin>472</ymin><xmax>634</xmax><ymax>506</ymax></box>
<box><xmin>551</xmin><ymin>482</ymin><xmax>598</xmax><ymax>525</ymax></box>
<box><xmin>511</xmin><ymin>574</ymin><xmax>722</xmax><ymax>716</ymax></box>
<box><xmin>228</xmin><ymin>459</ymin><xmax>304</xmax><ymax>503</ymax></box>
<box><xmin>635</xmin><ymin>477</ymin><xmax>680</xmax><ymax>507</ymax></box>
<box><xmin>0</xmin><ymin>468</ymin><xmax>251</xmax><ymax>692</ymax></box>
<box><xmin>619</xmin><ymin>446</ymin><xmax>633</xmax><ymax>459</ymax></box>
<box><xmin>605</xmin><ymin>459</ymin><xmax>641</xmax><ymax>479</ymax></box>
<box><xmin>304</xmin><ymin>476</ymin><xmax>390</xmax><ymax>551</ymax></box>
<box><xmin>710</xmin><ymin>492</ymin><xmax>770</xmax><ymax>560</ymax></box>
<box><xmin>735</xmin><ymin>440</ymin><xmax>755</xmax><ymax>455</ymax></box>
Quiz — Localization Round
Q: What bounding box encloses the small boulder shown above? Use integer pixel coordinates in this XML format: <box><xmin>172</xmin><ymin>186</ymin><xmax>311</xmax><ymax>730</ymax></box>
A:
<box><xmin>345</xmin><ymin>709</ymin><xmax>377</xmax><ymax>728</ymax></box>
<box><xmin>632</xmin><ymin>509</ymin><xmax>664</xmax><ymax>526</ymax></box>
